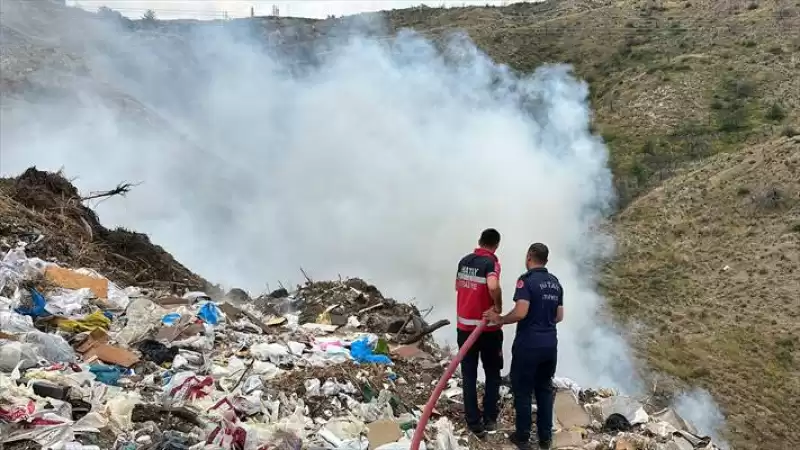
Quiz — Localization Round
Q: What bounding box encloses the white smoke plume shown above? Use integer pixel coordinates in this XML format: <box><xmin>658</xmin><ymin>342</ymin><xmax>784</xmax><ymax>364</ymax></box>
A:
<box><xmin>674</xmin><ymin>388</ymin><xmax>731</xmax><ymax>449</ymax></box>
<box><xmin>0</xmin><ymin>7</ymin><xmax>721</xmax><ymax>439</ymax></box>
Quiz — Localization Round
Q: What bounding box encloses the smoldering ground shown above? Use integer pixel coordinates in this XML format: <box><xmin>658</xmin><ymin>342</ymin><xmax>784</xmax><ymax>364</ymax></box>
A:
<box><xmin>0</xmin><ymin>2</ymin><xmax>726</xmax><ymax>443</ymax></box>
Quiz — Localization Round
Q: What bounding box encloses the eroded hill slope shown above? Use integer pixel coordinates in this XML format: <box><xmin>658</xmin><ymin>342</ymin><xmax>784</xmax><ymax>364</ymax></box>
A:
<box><xmin>604</xmin><ymin>136</ymin><xmax>800</xmax><ymax>449</ymax></box>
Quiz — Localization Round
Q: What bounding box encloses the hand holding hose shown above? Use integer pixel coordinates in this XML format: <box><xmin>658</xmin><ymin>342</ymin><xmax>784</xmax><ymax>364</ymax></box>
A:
<box><xmin>483</xmin><ymin>308</ymin><xmax>502</xmax><ymax>326</ymax></box>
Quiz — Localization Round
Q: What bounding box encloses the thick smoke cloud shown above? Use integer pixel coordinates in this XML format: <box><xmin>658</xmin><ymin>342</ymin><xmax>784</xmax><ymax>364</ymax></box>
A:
<box><xmin>0</xmin><ymin>5</ymin><xmax>724</xmax><ymax>436</ymax></box>
<box><xmin>0</xmin><ymin>1</ymin><xmax>631</xmax><ymax>391</ymax></box>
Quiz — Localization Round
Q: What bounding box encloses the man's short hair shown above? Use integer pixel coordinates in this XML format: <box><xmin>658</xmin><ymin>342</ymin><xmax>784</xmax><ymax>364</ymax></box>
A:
<box><xmin>478</xmin><ymin>228</ymin><xmax>501</xmax><ymax>248</ymax></box>
<box><xmin>528</xmin><ymin>243</ymin><xmax>549</xmax><ymax>263</ymax></box>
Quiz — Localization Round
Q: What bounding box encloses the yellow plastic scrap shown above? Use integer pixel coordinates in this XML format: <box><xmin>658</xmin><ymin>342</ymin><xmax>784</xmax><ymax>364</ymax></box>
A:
<box><xmin>55</xmin><ymin>310</ymin><xmax>112</xmax><ymax>333</ymax></box>
<box><xmin>316</xmin><ymin>311</ymin><xmax>332</xmax><ymax>325</ymax></box>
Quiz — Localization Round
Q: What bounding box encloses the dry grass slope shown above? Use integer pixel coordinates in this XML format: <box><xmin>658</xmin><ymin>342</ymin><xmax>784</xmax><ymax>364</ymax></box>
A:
<box><xmin>388</xmin><ymin>0</ymin><xmax>800</xmax><ymax>205</ymax></box>
<box><xmin>603</xmin><ymin>135</ymin><xmax>800</xmax><ymax>449</ymax></box>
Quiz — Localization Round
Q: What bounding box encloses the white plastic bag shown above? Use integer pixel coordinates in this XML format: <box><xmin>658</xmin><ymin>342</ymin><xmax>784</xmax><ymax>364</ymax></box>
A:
<box><xmin>115</xmin><ymin>298</ymin><xmax>166</xmax><ymax>346</ymax></box>
<box><xmin>22</xmin><ymin>331</ymin><xmax>76</xmax><ymax>364</ymax></box>
<box><xmin>0</xmin><ymin>340</ymin><xmax>42</xmax><ymax>371</ymax></box>
<box><xmin>105</xmin><ymin>391</ymin><xmax>142</xmax><ymax>431</ymax></box>
<box><xmin>45</xmin><ymin>288</ymin><xmax>92</xmax><ymax>316</ymax></box>
<box><xmin>0</xmin><ymin>244</ymin><xmax>49</xmax><ymax>292</ymax></box>
<box><xmin>251</xmin><ymin>343</ymin><xmax>291</xmax><ymax>365</ymax></box>
<box><xmin>0</xmin><ymin>310</ymin><xmax>36</xmax><ymax>333</ymax></box>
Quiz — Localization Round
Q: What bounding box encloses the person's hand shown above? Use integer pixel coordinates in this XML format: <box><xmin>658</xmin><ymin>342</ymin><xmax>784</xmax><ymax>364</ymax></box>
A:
<box><xmin>483</xmin><ymin>309</ymin><xmax>501</xmax><ymax>325</ymax></box>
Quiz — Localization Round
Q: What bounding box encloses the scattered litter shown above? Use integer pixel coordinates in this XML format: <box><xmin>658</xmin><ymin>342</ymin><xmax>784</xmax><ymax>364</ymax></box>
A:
<box><xmin>0</xmin><ymin>240</ymin><xmax>726</xmax><ymax>450</ymax></box>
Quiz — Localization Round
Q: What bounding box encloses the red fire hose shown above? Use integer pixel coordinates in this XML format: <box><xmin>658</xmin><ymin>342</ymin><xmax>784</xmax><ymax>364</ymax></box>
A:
<box><xmin>409</xmin><ymin>319</ymin><xmax>487</xmax><ymax>450</ymax></box>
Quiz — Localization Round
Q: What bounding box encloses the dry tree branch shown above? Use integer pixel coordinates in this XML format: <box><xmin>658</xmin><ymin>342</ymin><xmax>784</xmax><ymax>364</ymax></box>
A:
<box><xmin>401</xmin><ymin>319</ymin><xmax>450</xmax><ymax>345</ymax></box>
<box><xmin>81</xmin><ymin>181</ymin><xmax>140</xmax><ymax>201</ymax></box>
<box><xmin>300</xmin><ymin>266</ymin><xmax>313</xmax><ymax>284</ymax></box>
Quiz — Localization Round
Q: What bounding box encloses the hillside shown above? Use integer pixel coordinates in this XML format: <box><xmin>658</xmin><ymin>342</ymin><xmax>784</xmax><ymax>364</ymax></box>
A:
<box><xmin>385</xmin><ymin>0</ymin><xmax>800</xmax><ymax>205</ymax></box>
<box><xmin>603</xmin><ymin>135</ymin><xmax>800</xmax><ymax>449</ymax></box>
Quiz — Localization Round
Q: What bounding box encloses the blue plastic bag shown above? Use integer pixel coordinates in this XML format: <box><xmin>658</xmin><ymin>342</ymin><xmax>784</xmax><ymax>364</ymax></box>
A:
<box><xmin>15</xmin><ymin>288</ymin><xmax>49</xmax><ymax>318</ymax></box>
<box><xmin>350</xmin><ymin>337</ymin><xmax>392</xmax><ymax>365</ymax></box>
<box><xmin>89</xmin><ymin>364</ymin><xmax>126</xmax><ymax>386</ymax></box>
<box><xmin>196</xmin><ymin>302</ymin><xmax>220</xmax><ymax>325</ymax></box>
<box><xmin>162</xmin><ymin>313</ymin><xmax>181</xmax><ymax>326</ymax></box>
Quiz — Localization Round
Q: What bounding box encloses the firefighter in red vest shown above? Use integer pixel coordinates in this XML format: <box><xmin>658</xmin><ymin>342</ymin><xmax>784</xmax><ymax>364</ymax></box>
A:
<box><xmin>454</xmin><ymin>228</ymin><xmax>503</xmax><ymax>438</ymax></box>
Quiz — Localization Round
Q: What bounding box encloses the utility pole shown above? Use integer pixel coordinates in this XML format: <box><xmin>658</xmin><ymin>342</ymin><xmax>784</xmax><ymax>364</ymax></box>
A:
<box><xmin>250</xmin><ymin>6</ymin><xmax>254</xmax><ymax>17</ymax></box>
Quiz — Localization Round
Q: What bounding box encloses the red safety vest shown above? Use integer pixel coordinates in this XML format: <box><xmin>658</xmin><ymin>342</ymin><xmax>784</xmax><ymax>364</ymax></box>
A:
<box><xmin>455</xmin><ymin>248</ymin><xmax>501</xmax><ymax>332</ymax></box>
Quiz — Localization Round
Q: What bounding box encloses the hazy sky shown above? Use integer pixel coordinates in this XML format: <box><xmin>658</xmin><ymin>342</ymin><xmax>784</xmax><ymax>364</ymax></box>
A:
<box><xmin>70</xmin><ymin>0</ymin><xmax>528</xmax><ymax>19</ymax></box>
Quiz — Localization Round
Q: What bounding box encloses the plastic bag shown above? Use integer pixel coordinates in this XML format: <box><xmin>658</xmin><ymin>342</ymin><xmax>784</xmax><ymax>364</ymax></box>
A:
<box><xmin>115</xmin><ymin>298</ymin><xmax>166</xmax><ymax>346</ymax></box>
<box><xmin>89</xmin><ymin>364</ymin><xmax>126</xmax><ymax>386</ymax></box>
<box><xmin>105</xmin><ymin>391</ymin><xmax>141</xmax><ymax>431</ymax></box>
<box><xmin>137</xmin><ymin>339</ymin><xmax>179</xmax><ymax>365</ymax></box>
<box><xmin>434</xmin><ymin>417</ymin><xmax>464</xmax><ymax>450</ymax></box>
<box><xmin>106</xmin><ymin>283</ymin><xmax>137</xmax><ymax>310</ymax></box>
<box><xmin>14</xmin><ymin>288</ymin><xmax>49</xmax><ymax>318</ymax></box>
<box><xmin>250</xmin><ymin>343</ymin><xmax>291</xmax><ymax>365</ymax></box>
<box><xmin>0</xmin><ymin>340</ymin><xmax>41</xmax><ymax>371</ymax></box>
<box><xmin>163</xmin><ymin>371</ymin><xmax>214</xmax><ymax>402</ymax></box>
<box><xmin>197</xmin><ymin>302</ymin><xmax>221</xmax><ymax>325</ymax></box>
<box><xmin>55</xmin><ymin>311</ymin><xmax>111</xmax><ymax>333</ymax></box>
<box><xmin>0</xmin><ymin>244</ymin><xmax>48</xmax><ymax>292</ymax></box>
<box><xmin>350</xmin><ymin>337</ymin><xmax>392</xmax><ymax>365</ymax></box>
<box><xmin>21</xmin><ymin>331</ymin><xmax>76</xmax><ymax>364</ymax></box>
<box><xmin>161</xmin><ymin>313</ymin><xmax>181</xmax><ymax>326</ymax></box>
<box><xmin>0</xmin><ymin>310</ymin><xmax>36</xmax><ymax>333</ymax></box>
<box><xmin>45</xmin><ymin>288</ymin><xmax>92</xmax><ymax>316</ymax></box>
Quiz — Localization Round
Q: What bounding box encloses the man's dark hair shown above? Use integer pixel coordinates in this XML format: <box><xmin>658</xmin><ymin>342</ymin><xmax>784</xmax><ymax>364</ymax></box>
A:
<box><xmin>528</xmin><ymin>243</ymin><xmax>549</xmax><ymax>263</ymax></box>
<box><xmin>478</xmin><ymin>228</ymin><xmax>501</xmax><ymax>248</ymax></box>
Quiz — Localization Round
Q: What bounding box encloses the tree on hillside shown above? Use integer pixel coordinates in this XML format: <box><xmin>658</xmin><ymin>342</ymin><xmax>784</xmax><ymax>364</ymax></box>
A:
<box><xmin>142</xmin><ymin>9</ymin><xmax>157</xmax><ymax>23</ymax></box>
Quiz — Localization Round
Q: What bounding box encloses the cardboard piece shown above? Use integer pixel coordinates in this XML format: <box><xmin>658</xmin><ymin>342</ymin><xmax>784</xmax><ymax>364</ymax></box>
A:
<box><xmin>555</xmin><ymin>390</ymin><xmax>591</xmax><ymax>429</ymax></box>
<box><xmin>218</xmin><ymin>303</ymin><xmax>243</xmax><ymax>321</ymax></box>
<box><xmin>0</xmin><ymin>331</ymin><xmax>18</xmax><ymax>341</ymax></box>
<box><xmin>83</xmin><ymin>344</ymin><xmax>140</xmax><ymax>368</ymax></box>
<box><xmin>391</xmin><ymin>343</ymin><xmax>427</xmax><ymax>360</ymax></box>
<box><xmin>45</xmin><ymin>266</ymin><xmax>109</xmax><ymax>299</ymax></box>
<box><xmin>155</xmin><ymin>315</ymin><xmax>204</xmax><ymax>343</ymax></box>
<box><xmin>553</xmin><ymin>430</ymin><xmax>584</xmax><ymax>448</ymax></box>
<box><xmin>77</xmin><ymin>328</ymin><xmax>139</xmax><ymax>368</ymax></box>
<box><xmin>155</xmin><ymin>296</ymin><xmax>189</xmax><ymax>306</ymax></box>
<box><xmin>366</xmin><ymin>419</ymin><xmax>402</xmax><ymax>450</ymax></box>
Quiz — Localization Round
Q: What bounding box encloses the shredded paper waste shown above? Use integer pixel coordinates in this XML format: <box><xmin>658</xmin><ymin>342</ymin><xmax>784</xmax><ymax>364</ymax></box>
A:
<box><xmin>0</xmin><ymin>241</ymin><xmax>727</xmax><ymax>450</ymax></box>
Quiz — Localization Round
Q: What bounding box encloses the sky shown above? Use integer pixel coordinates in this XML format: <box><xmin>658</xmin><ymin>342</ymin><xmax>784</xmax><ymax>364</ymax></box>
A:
<box><xmin>69</xmin><ymin>0</ymin><xmax>529</xmax><ymax>20</ymax></box>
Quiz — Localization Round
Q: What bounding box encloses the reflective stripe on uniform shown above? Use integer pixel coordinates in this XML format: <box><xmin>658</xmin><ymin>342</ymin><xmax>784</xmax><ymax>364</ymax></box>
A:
<box><xmin>457</xmin><ymin>316</ymin><xmax>483</xmax><ymax>326</ymax></box>
<box><xmin>456</xmin><ymin>273</ymin><xmax>487</xmax><ymax>283</ymax></box>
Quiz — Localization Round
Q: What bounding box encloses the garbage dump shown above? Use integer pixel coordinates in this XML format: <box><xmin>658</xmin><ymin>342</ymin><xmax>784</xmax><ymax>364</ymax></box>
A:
<box><xmin>0</xmin><ymin>169</ymin><xmax>727</xmax><ymax>450</ymax></box>
<box><xmin>0</xmin><ymin>243</ymin><xmax>728</xmax><ymax>450</ymax></box>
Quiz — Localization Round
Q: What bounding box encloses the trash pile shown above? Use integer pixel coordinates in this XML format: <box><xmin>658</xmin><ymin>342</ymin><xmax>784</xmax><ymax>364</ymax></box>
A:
<box><xmin>0</xmin><ymin>242</ymin><xmax>728</xmax><ymax>450</ymax></box>
<box><xmin>0</xmin><ymin>170</ymin><xmax>728</xmax><ymax>450</ymax></box>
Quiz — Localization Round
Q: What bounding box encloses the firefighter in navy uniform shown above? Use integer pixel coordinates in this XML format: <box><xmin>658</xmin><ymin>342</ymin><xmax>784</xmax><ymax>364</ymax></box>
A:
<box><xmin>455</xmin><ymin>228</ymin><xmax>503</xmax><ymax>438</ymax></box>
<box><xmin>483</xmin><ymin>243</ymin><xmax>564</xmax><ymax>450</ymax></box>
